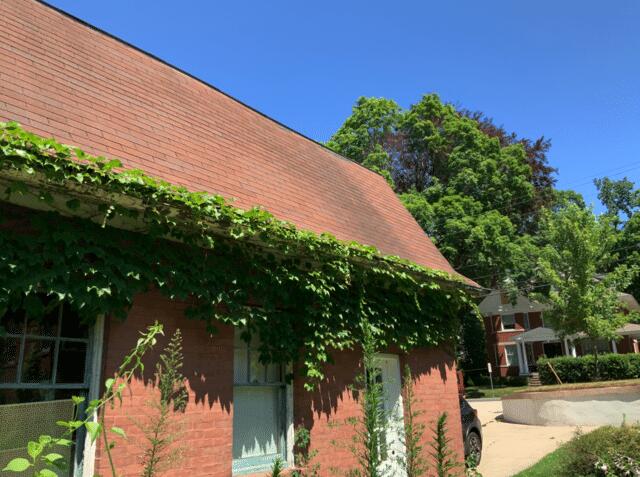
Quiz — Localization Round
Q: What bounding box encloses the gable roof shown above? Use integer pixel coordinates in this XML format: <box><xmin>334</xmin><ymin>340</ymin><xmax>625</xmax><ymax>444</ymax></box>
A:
<box><xmin>0</xmin><ymin>0</ymin><xmax>462</xmax><ymax>278</ymax></box>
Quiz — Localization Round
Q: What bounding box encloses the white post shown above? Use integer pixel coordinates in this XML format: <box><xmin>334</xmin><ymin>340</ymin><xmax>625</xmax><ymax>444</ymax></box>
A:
<box><xmin>521</xmin><ymin>341</ymin><xmax>529</xmax><ymax>375</ymax></box>
<box><xmin>564</xmin><ymin>338</ymin><xmax>571</xmax><ymax>356</ymax></box>
<box><xmin>82</xmin><ymin>315</ymin><xmax>105</xmax><ymax>477</ymax></box>
<box><xmin>611</xmin><ymin>339</ymin><xmax>618</xmax><ymax>354</ymax></box>
<box><xmin>570</xmin><ymin>340</ymin><xmax>577</xmax><ymax>357</ymax></box>
<box><xmin>515</xmin><ymin>341</ymin><xmax>524</xmax><ymax>375</ymax></box>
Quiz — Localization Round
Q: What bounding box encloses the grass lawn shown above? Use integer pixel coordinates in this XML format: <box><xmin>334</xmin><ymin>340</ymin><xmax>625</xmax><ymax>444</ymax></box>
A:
<box><xmin>464</xmin><ymin>384</ymin><xmax>528</xmax><ymax>399</ymax></box>
<box><xmin>512</xmin><ymin>446</ymin><xmax>567</xmax><ymax>477</ymax></box>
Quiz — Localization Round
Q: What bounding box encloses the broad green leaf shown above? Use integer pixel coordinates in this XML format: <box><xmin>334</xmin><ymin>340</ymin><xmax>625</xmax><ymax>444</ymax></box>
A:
<box><xmin>27</xmin><ymin>441</ymin><xmax>43</xmax><ymax>460</ymax></box>
<box><xmin>85</xmin><ymin>421</ymin><xmax>102</xmax><ymax>443</ymax></box>
<box><xmin>43</xmin><ymin>453</ymin><xmax>64</xmax><ymax>463</ymax></box>
<box><xmin>37</xmin><ymin>468</ymin><xmax>58</xmax><ymax>477</ymax></box>
<box><xmin>2</xmin><ymin>458</ymin><xmax>31</xmax><ymax>472</ymax></box>
<box><xmin>110</xmin><ymin>426</ymin><xmax>126</xmax><ymax>438</ymax></box>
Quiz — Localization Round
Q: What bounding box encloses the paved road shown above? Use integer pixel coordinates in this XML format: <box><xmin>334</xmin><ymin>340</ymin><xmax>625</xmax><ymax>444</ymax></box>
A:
<box><xmin>472</xmin><ymin>400</ymin><xmax>593</xmax><ymax>477</ymax></box>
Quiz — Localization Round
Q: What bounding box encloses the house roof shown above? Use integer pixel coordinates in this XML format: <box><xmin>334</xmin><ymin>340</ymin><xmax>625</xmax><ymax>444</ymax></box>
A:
<box><xmin>0</xmin><ymin>0</ymin><xmax>469</xmax><ymax>281</ymax></box>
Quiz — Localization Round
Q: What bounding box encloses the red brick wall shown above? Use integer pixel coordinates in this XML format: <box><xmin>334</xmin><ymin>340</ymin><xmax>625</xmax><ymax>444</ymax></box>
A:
<box><xmin>96</xmin><ymin>292</ymin><xmax>463</xmax><ymax>476</ymax></box>
<box><xmin>294</xmin><ymin>348</ymin><xmax>464</xmax><ymax>476</ymax></box>
<box><xmin>96</xmin><ymin>291</ymin><xmax>235</xmax><ymax>477</ymax></box>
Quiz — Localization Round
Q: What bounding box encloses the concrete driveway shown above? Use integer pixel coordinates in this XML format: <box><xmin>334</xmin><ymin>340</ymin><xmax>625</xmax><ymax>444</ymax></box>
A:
<box><xmin>472</xmin><ymin>399</ymin><xmax>593</xmax><ymax>477</ymax></box>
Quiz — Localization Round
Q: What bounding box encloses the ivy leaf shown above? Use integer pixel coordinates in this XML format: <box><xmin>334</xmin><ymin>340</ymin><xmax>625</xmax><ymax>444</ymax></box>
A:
<box><xmin>37</xmin><ymin>468</ymin><xmax>59</xmax><ymax>477</ymax></box>
<box><xmin>27</xmin><ymin>441</ymin><xmax>43</xmax><ymax>460</ymax></box>
<box><xmin>85</xmin><ymin>421</ymin><xmax>102</xmax><ymax>443</ymax></box>
<box><xmin>42</xmin><ymin>453</ymin><xmax>64</xmax><ymax>464</ymax></box>
<box><xmin>2</xmin><ymin>458</ymin><xmax>31</xmax><ymax>472</ymax></box>
<box><xmin>110</xmin><ymin>426</ymin><xmax>126</xmax><ymax>439</ymax></box>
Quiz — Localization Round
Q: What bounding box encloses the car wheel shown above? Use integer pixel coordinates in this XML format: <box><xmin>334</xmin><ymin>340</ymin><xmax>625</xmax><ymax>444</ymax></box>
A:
<box><xmin>465</xmin><ymin>430</ymin><xmax>482</xmax><ymax>465</ymax></box>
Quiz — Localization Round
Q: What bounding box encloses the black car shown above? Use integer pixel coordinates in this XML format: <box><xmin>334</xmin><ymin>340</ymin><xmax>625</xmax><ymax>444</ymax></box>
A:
<box><xmin>460</xmin><ymin>397</ymin><xmax>483</xmax><ymax>464</ymax></box>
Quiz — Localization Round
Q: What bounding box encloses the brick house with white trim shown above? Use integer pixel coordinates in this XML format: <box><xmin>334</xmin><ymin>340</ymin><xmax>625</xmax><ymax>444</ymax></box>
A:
<box><xmin>480</xmin><ymin>292</ymin><xmax>640</xmax><ymax>377</ymax></box>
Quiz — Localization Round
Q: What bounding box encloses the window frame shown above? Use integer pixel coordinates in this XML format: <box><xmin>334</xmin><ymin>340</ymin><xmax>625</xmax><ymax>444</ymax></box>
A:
<box><xmin>500</xmin><ymin>313</ymin><xmax>516</xmax><ymax>331</ymax></box>
<box><xmin>504</xmin><ymin>344</ymin><xmax>519</xmax><ymax>367</ymax></box>
<box><xmin>232</xmin><ymin>329</ymin><xmax>293</xmax><ymax>475</ymax></box>
<box><xmin>0</xmin><ymin>305</ymin><xmax>104</xmax><ymax>477</ymax></box>
<box><xmin>0</xmin><ymin>304</ymin><xmax>91</xmax><ymax>392</ymax></box>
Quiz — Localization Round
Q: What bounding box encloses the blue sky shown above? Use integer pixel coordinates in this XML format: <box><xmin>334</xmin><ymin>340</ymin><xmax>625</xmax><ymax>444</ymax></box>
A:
<box><xmin>47</xmin><ymin>0</ymin><xmax>640</xmax><ymax>206</ymax></box>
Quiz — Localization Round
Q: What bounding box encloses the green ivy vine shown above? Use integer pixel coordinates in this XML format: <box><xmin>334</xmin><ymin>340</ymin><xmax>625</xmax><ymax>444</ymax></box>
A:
<box><xmin>0</xmin><ymin>121</ymin><xmax>474</xmax><ymax>386</ymax></box>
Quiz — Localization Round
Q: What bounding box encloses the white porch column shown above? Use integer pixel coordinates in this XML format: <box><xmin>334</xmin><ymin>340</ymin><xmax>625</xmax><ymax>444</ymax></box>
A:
<box><xmin>515</xmin><ymin>341</ymin><xmax>525</xmax><ymax>375</ymax></box>
<box><xmin>521</xmin><ymin>341</ymin><xmax>529</xmax><ymax>375</ymax></box>
<box><xmin>611</xmin><ymin>339</ymin><xmax>618</xmax><ymax>354</ymax></box>
<box><xmin>564</xmin><ymin>338</ymin><xmax>571</xmax><ymax>356</ymax></box>
<box><xmin>570</xmin><ymin>340</ymin><xmax>577</xmax><ymax>357</ymax></box>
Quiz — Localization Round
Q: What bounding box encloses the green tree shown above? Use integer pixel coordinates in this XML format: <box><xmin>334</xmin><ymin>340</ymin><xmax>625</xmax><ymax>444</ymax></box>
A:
<box><xmin>595</xmin><ymin>177</ymin><xmax>640</xmax><ymax>224</ymax></box>
<box><xmin>595</xmin><ymin>177</ymin><xmax>640</xmax><ymax>301</ymax></box>
<box><xmin>329</xmin><ymin>93</ymin><xmax>551</xmax><ymax>288</ymax></box>
<box><xmin>534</xmin><ymin>204</ymin><xmax>639</xmax><ymax>350</ymax></box>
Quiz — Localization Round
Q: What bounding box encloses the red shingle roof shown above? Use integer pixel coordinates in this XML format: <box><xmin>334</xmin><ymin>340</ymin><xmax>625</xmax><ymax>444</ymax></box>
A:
<box><xmin>0</xmin><ymin>0</ymin><xmax>462</xmax><ymax>278</ymax></box>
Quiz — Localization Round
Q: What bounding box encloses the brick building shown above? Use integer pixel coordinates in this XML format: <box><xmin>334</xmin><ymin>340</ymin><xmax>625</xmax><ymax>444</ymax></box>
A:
<box><xmin>0</xmin><ymin>1</ymin><xmax>476</xmax><ymax>476</ymax></box>
<box><xmin>480</xmin><ymin>292</ymin><xmax>640</xmax><ymax>378</ymax></box>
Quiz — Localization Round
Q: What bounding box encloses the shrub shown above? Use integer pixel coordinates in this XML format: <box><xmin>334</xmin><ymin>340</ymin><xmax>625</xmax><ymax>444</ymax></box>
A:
<box><xmin>537</xmin><ymin>353</ymin><xmax>640</xmax><ymax>385</ymax></box>
<box><xmin>557</xmin><ymin>424</ymin><xmax>640</xmax><ymax>476</ymax></box>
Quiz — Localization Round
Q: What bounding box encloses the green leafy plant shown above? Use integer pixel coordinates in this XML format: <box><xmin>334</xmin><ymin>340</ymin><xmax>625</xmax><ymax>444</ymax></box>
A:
<box><xmin>342</xmin><ymin>321</ymin><xmax>389</xmax><ymax>477</ymax></box>
<box><xmin>292</xmin><ymin>427</ymin><xmax>320</xmax><ymax>477</ymax></box>
<box><xmin>465</xmin><ymin>454</ymin><xmax>483</xmax><ymax>477</ymax></box>
<box><xmin>137</xmin><ymin>329</ymin><xmax>189</xmax><ymax>477</ymax></box>
<box><xmin>0</xmin><ymin>121</ymin><xmax>473</xmax><ymax>390</ymax></box>
<box><xmin>269</xmin><ymin>456</ymin><xmax>285</xmax><ymax>477</ymax></box>
<box><xmin>537</xmin><ymin>354</ymin><xmax>640</xmax><ymax>385</ymax></box>
<box><xmin>1</xmin><ymin>322</ymin><xmax>164</xmax><ymax>477</ymax></box>
<box><xmin>400</xmin><ymin>365</ymin><xmax>428</xmax><ymax>477</ymax></box>
<box><xmin>558</xmin><ymin>424</ymin><xmax>640</xmax><ymax>477</ymax></box>
<box><xmin>429</xmin><ymin>413</ymin><xmax>460</xmax><ymax>477</ymax></box>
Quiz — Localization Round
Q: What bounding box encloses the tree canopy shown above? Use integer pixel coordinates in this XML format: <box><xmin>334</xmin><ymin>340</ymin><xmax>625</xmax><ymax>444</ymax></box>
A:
<box><xmin>329</xmin><ymin>93</ymin><xmax>640</xmax><ymax>350</ymax></box>
<box><xmin>533</xmin><ymin>203</ymin><xmax>638</xmax><ymax>339</ymax></box>
<box><xmin>328</xmin><ymin>94</ymin><xmax>554</xmax><ymax>288</ymax></box>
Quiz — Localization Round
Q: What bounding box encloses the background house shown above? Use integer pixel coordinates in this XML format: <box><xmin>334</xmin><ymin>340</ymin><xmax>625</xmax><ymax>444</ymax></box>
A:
<box><xmin>479</xmin><ymin>291</ymin><xmax>640</xmax><ymax>377</ymax></box>
<box><xmin>0</xmin><ymin>1</ymin><xmax>473</xmax><ymax>476</ymax></box>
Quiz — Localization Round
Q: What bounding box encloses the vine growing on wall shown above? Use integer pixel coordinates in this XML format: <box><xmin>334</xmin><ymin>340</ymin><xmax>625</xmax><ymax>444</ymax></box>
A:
<box><xmin>0</xmin><ymin>121</ymin><xmax>474</xmax><ymax>387</ymax></box>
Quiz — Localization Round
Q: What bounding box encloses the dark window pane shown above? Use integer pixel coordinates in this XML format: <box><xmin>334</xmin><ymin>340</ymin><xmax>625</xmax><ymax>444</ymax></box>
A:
<box><xmin>0</xmin><ymin>338</ymin><xmax>20</xmax><ymax>383</ymax></box>
<box><xmin>1</xmin><ymin>310</ymin><xmax>25</xmax><ymax>335</ymax></box>
<box><xmin>60</xmin><ymin>306</ymin><xmax>89</xmax><ymax>339</ymax></box>
<box><xmin>56</xmin><ymin>341</ymin><xmax>87</xmax><ymax>384</ymax></box>
<box><xmin>21</xmin><ymin>339</ymin><xmax>55</xmax><ymax>383</ymax></box>
<box><xmin>25</xmin><ymin>305</ymin><xmax>59</xmax><ymax>337</ymax></box>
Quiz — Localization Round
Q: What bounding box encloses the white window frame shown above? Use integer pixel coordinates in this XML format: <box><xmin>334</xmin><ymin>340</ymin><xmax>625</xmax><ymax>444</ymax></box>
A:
<box><xmin>500</xmin><ymin>313</ymin><xmax>516</xmax><ymax>331</ymax></box>
<box><xmin>503</xmin><ymin>344</ymin><xmax>519</xmax><ymax>367</ymax></box>
<box><xmin>232</xmin><ymin>329</ymin><xmax>293</xmax><ymax>475</ymax></box>
<box><xmin>0</xmin><ymin>305</ymin><xmax>103</xmax><ymax>477</ymax></box>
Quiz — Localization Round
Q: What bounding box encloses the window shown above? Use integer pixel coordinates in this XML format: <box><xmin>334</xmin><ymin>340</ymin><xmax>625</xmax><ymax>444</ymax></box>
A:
<box><xmin>0</xmin><ymin>301</ymin><xmax>93</xmax><ymax>476</ymax></box>
<box><xmin>501</xmin><ymin>314</ymin><xmax>516</xmax><ymax>330</ymax></box>
<box><xmin>523</xmin><ymin>313</ymin><xmax>530</xmax><ymax>330</ymax></box>
<box><xmin>504</xmin><ymin>344</ymin><xmax>518</xmax><ymax>367</ymax></box>
<box><xmin>233</xmin><ymin>330</ymin><xmax>287</xmax><ymax>475</ymax></box>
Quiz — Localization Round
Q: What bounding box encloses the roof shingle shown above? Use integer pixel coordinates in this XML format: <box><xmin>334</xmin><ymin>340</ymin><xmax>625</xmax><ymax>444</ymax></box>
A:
<box><xmin>0</xmin><ymin>0</ymin><xmax>460</xmax><ymax>276</ymax></box>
